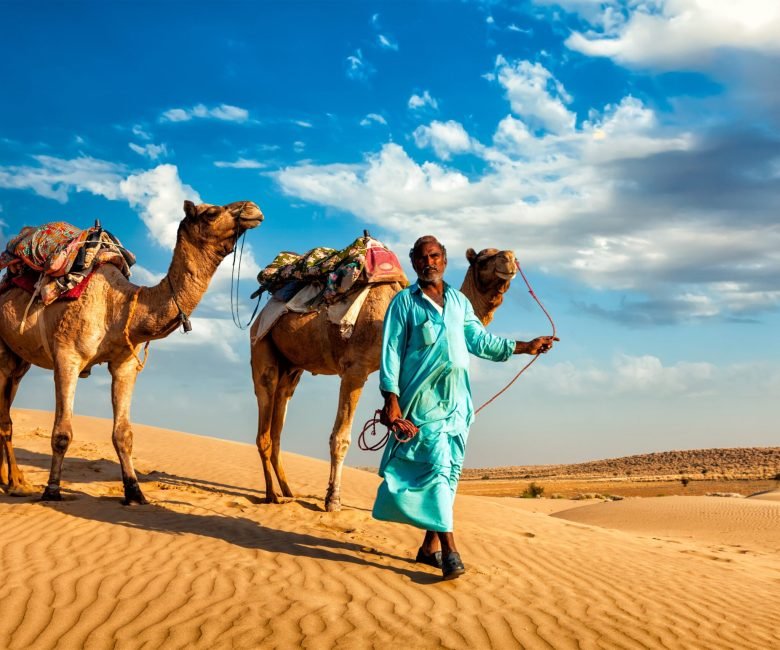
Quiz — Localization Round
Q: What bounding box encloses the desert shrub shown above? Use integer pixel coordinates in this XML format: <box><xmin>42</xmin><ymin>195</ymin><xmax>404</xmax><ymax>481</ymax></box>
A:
<box><xmin>681</xmin><ymin>477</ymin><xmax>690</xmax><ymax>488</ymax></box>
<box><xmin>481</xmin><ymin>474</ymin><xmax>491</xmax><ymax>480</ymax></box>
<box><xmin>521</xmin><ymin>482</ymin><xmax>544</xmax><ymax>498</ymax></box>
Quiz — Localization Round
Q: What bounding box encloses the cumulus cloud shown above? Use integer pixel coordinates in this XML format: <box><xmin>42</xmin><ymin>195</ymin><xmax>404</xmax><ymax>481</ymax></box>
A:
<box><xmin>413</xmin><ymin>120</ymin><xmax>479</xmax><ymax>160</ymax></box>
<box><xmin>273</xmin><ymin>49</ymin><xmax>780</xmax><ymax>321</ymax></box>
<box><xmin>160</xmin><ymin>103</ymin><xmax>249</xmax><ymax>123</ymax></box>
<box><xmin>119</xmin><ymin>164</ymin><xmax>201</xmax><ymax>249</ymax></box>
<box><xmin>552</xmin><ymin>0</ymin><xmax>780</xmax><ymax>69</ymax></box>
<box><xmin>493</xmin><ymin>56</ymin><xmax>576</xmax><ymax>133</ymax></box>
<box><xmin>408</xmin><ymin>90</ymin><xmax>439</xmax><ymax>111</ymax></box>
<box><xmin>129</xmin><ymin>142</ymin><xmax>168</xmax><ymax>160</ymax></box>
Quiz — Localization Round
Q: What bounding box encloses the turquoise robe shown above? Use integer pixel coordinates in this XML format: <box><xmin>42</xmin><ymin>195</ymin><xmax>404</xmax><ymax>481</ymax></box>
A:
<box><xmin>372</xmin><ymin>282</ymin><xmax>514</xmax><ymax>531</ymax></box>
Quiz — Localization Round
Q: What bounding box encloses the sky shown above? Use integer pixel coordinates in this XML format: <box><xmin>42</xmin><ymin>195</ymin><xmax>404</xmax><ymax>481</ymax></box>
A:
<box><xmin>1</xmin><ymin>0</ymin><xmax>778</xmax><ymax>467</ymax></box>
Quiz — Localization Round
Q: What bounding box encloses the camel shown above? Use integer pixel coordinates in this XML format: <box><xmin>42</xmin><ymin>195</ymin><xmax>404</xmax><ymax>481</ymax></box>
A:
<box><xmin>250</xmin><ymin>246</ymin><xmax>517</xmax><ymax>511</ymax></box>
<box><xmin>0</xmin><ymin>200</ymin><xmax>263</xmax><ymax>504</ymax></box>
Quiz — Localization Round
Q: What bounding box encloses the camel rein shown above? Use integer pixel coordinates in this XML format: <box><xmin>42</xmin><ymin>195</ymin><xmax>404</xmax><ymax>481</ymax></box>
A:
<box><xmin>358</xmin><ymin>258</ymin><xmax>556</xmax><ymax>451</ymax></box>
<box><xmin>230</xmin><ymin>201</ymin><xmax>262</xmax><ymax>330</ymax></box>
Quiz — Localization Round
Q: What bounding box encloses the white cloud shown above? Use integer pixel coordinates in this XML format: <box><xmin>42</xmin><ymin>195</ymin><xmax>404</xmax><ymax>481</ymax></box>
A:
<box><xmin>413</xmin><ymin>120</ymin><xmax>479</xmax><ymax>160</ymax></box>
<box><xmin>408</xmin><ymin>90</ymin><xmax>439</xmax><ymax>111</ymax></box>
<box><xmin>214</xmin><ymin>158</ymin><xmax>266</xmax><ymax>169</ymax></box>
<box><xmin>378</xmin><ymin>34</ymin><xmax>398</xmax><ymax>51</ymax></box>
<box><xmin>132</xmin><ymin>124</ymin><xmax>152</xmax><ymax>140</ymax></box>
<box><xmin>119</xmin><ymin>165</ymin><xmax>200</xmax><ymax>249</ymax></box>
<box><xmin>557</xmin><ymin>0</ymin><xmax>780</xmax><ymax>68</ymax></box>
<box><xmin>360</xmin><ymin>113</ymin><xmax>388</xmax><ymax>127</ymax></box>
<box><xmin>531</xmin><ymin>354</ymin><xmax>718</xmax><ymax>396</ymax></box>
<box><xmin>493</xmin><ymin>56</ymin><xmax>576</xmax><ymax>133</ymax></box>
<box><xmin>346</xmin><ymin>49</ymin><xmax>374</xmax><ymax>81</ymax></box>
<box><xmin>129</xmin><ymin>142</ymin><xmax>168</xmax><ymax>160</ymax></box>
<box><xmin>152</xmin><ymin>317</ymin><xmax>245</xmax><ymax>362</ymax></box>
<box><xmin>0</xmin><ymin>155</ymin><xmax>127</xmax><ymax>203</ymax></box>
<box><xmin>160</xmin><ymin>103</ymin><xmax>249</xmax><ymax>123</ymax></box>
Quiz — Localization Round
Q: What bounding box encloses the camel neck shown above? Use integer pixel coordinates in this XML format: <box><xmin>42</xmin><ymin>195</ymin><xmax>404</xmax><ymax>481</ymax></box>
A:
<box><xmin>130</xmin><ymin>235</ymin><xmax>222</xmax><ymax>340</ymax></box>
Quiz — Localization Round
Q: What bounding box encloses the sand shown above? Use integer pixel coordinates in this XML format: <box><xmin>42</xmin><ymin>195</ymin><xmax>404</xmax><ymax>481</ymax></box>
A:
<box><xmin>1</xmin><ymin>408</ymin><xmax>778</xmax><ymax>649</ymax></box>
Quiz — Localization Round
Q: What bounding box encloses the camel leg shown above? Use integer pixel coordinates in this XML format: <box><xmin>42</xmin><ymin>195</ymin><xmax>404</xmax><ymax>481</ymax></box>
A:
<box><xmin>269</xmin><ymin>368</ymin><xmax>303</xmax><ymax>498</ymax></box>
<box><xmin>42</xmin><ymin>356</ymin><xmax>81</xmax><ymax>501</ymax></box>
<box><xmin>109</xmin><ymin>358</ymin><xmax>147</xmax><ymax>505</ymax></box>
<box><xmin>325</xmin><ymin>372</ymin><xmax>367</xmax><ymax>512</ymax></box>
<box><xmin>251</xmin><ymin>337</ymin><xmax>281</xmax><ymax>503</ymax></box>
<box><xmin>0</xmin><ymin>342</ymin><xmax>33</xmax><ymax>495</ymax></box>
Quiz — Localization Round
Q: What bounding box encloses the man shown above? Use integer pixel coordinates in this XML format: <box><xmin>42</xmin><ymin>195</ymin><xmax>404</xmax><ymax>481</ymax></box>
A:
<box><xmin>372</xmin><ymin>235</ymin><xmax>557</xmax><ymax>580</ymax></box>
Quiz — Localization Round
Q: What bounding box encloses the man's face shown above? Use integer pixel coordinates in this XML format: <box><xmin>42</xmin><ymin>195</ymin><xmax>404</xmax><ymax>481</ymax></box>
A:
<box><xmin>413</xmin><ymin>241</ymin><xmax>447</xmax><ymax>285</ymax></box>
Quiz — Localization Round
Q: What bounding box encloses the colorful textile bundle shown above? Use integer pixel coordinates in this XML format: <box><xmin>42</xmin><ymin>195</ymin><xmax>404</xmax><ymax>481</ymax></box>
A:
<box><xmin>253</xmin><ymin>235</ymin><xmax>407</xmax><ymax>305</ymax></box>
<box><xmin>0</xmin><ymin>221</ymin><xmax>135</xmax><ymax>304</ymax></box>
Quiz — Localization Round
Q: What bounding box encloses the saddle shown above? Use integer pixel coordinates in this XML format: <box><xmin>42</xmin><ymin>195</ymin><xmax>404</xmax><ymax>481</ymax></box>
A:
<box><xmin>252</xmin><ymin>233</ymin><xmax>407</xmax><ymax>306</ymax></box>
<box><xmin>0</xmin><ymin>220</ymin><xmax>135</xmax><ymax>305</ymax></box>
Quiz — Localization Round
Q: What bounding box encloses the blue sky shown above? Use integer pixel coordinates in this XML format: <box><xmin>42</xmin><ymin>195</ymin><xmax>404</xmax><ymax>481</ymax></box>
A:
<box><xmin>1</xmin><ymin>0</ymin><xmax>778</xmax><ymax>466</ymax></box>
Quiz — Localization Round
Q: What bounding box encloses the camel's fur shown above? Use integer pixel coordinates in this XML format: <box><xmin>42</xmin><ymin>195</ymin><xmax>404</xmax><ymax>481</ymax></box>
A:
<box><xmin>0</xmin><ymin>200</ymin><xmax>262</xmax><ymax>503</ymax></box>
<box><xmin>250</xmin><ymin>247</ymin><xmax>517</xmax><ymax>511</ymax></box>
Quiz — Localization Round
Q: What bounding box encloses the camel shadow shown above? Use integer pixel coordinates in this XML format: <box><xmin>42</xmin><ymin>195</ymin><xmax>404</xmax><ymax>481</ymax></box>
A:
<box><xmin>11</xmin><ymin>446</ymin><xmax>264</xmax><ymax>502</ymax></box>
<box><xmin>27</xmin><ymin>490</ymin><xmax>440</xmax><ymax>585</ymax></box>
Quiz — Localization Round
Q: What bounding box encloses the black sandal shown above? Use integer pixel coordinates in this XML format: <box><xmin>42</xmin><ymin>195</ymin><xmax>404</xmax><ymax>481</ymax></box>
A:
<box><xmin>441</xmin><ymin>551</ymin><xmax>466</xmax><ymax>580</ymax></box>
<box><xmin>415</xmin><ymin>548</ymin><xmax>443</xmax><ymax>569</ymax></box>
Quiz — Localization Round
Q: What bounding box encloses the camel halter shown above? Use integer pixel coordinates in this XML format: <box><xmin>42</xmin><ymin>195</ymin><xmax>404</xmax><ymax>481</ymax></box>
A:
<box><xmin>358</xmin><ymin>256</ymin><xmax>556</xmax><ymax>451</ymax></box>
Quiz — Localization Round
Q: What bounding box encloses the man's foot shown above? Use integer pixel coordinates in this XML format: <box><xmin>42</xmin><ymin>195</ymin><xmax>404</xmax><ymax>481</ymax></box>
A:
<box><xmin>442</xmin><ymin>551</ymin><xmax>466</xmax><ymax>580</ymax></box>
<box><xmin>415</xmin><ymin>547</ymin><xmax>443</xmax><ymax>569</ymax></box>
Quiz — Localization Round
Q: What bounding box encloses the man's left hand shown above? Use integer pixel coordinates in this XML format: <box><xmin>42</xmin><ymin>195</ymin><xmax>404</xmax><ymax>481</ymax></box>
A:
<box><xmin>518</xmin><ymin>336</ymin><xmax>559</xmax><ymax>355</ymax></box>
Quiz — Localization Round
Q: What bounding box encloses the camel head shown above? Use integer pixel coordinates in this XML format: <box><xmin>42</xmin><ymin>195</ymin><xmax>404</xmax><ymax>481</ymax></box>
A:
<box><xmin>180</xmin><ymin>200</ymin><xmax>263</xmax><ymax>257</ymax></box>
<box><xmin>465</xmin><ymin>248</ymin><xmax>517</xmax><ymax>296</ymax></box>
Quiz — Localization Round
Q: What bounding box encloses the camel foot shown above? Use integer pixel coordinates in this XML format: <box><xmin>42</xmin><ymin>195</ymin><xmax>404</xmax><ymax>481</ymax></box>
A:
<box><xmin>325</xmin><ymin>497</ymin><xmax>341</xmax><ymax>512</ymax></box>
<box><xmin>41</xmin><ymin>485</ymin><xmax>62</xmax><ymax>501</ymax></box>
<box><xmin>8</xmin><ymin>482</ymin><xmax>37</xmax><ymax>497</ymax></box>
<box><xmin>263</xmin><ymin>493</ymin><xmax>281</xmax><ymax>505</ymax></box>
<box><xmin>122</xmin><ymin>480</ymin><xmax>148</xmax><ymax>506</ymax></box>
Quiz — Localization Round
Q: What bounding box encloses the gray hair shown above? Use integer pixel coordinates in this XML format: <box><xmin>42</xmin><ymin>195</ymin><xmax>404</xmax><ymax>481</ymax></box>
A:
<box><xmin>409</xmin><ymin>235</ymin><xmax>447</xmax><ymax>262</ymax></box>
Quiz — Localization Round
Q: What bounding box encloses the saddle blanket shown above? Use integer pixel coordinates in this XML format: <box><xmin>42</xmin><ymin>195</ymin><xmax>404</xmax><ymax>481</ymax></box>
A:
<box><xmin>251</xmin><ymin>283</ymin><xmax>373</xmax><ymax>344</ymax></box>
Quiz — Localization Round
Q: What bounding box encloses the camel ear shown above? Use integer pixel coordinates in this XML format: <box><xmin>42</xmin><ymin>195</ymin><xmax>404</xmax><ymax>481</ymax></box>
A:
<box><xmin>183</xmin><ymin>200</ymin><xmax>196</xmax><ymax>218</ymax></box>
<box><xmin>466</xmin><ymin>248</ymin><xmax>478</xmax><ymax>264</ymax></box>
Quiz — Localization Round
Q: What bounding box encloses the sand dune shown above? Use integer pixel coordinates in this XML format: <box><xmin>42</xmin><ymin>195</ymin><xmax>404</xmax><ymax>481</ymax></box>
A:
<box><xmin>1</xmin><ymin>409</ymin><xmax>778</xmax><ymax>649</ymax></box>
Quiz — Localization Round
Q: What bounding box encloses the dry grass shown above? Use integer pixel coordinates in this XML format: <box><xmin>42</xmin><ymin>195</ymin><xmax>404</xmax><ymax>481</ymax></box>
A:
<box><xmin>456</xmin><ymin>447</ymin><xmax>780</xmax><ymax>499</ymax></box>
<box><xmin>460</xmin><ymin>447</ymin><xmax>780</xmax><ymax>482</ymax></box>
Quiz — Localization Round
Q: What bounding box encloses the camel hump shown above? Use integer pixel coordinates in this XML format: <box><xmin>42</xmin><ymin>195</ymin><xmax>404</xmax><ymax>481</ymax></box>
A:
<box><xmin>253</xmin><ymin>234</ymin><xmax>407</xmax><ymax>304</ymax></box>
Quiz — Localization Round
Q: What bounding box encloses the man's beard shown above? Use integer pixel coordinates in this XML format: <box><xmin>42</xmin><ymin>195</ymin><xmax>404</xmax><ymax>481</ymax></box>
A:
<box><xmin>418</xmin><ymin>267</ymin><xmax>443</xmax><ymax>285</ymax></box>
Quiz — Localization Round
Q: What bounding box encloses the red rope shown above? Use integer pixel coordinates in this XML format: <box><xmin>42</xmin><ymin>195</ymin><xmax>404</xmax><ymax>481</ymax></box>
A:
<box><xmin>475</xmin><ymin>259</ymin><xmax>556</xmax><ymax>415</ymax></box>
<box><xmin>358</xmin><ymin>410</ymin><xmax>416</xmax><ymax>451</ymax></box>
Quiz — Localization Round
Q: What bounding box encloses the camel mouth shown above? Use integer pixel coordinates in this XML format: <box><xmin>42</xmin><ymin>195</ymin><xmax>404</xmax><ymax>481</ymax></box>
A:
<box><xmin>495</xmin><ymin>270</ymin><xmax>516</xmax><ymax>280</ymax></box>
<box><xmin>240</xmin><ymin>215</ymin><xmax>263</xmax><ymax>230</ymax></box>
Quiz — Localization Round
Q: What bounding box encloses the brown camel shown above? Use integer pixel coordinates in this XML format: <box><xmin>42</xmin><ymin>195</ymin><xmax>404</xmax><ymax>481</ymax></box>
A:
<box><xmin>250</xmin><ymin>246</ymin><xmax>517</xmax><ymax>511</ymax></box>
<box><xmin>0</xmin><ymin>200</ymin><xmax>263</xmax><ymax>504</ymax></box>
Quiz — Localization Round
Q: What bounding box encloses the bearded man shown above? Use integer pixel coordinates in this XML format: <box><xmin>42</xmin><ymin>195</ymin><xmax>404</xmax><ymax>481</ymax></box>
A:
<box><xmin>372</xmin><ymin>235</ymin><xmax>557</xmax><ymax>580</ymax></box>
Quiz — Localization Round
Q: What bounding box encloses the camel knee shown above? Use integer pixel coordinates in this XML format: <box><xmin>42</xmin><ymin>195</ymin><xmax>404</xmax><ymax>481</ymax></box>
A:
<box><xmin>52</xmin><ymin>432</ymin><xmax>72</xmax><ymax>454</ymax></box>
<box><xmin>329</xmin><ymin>434</ymin><xmax>351</xmax><ymax>461</ymax></box>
